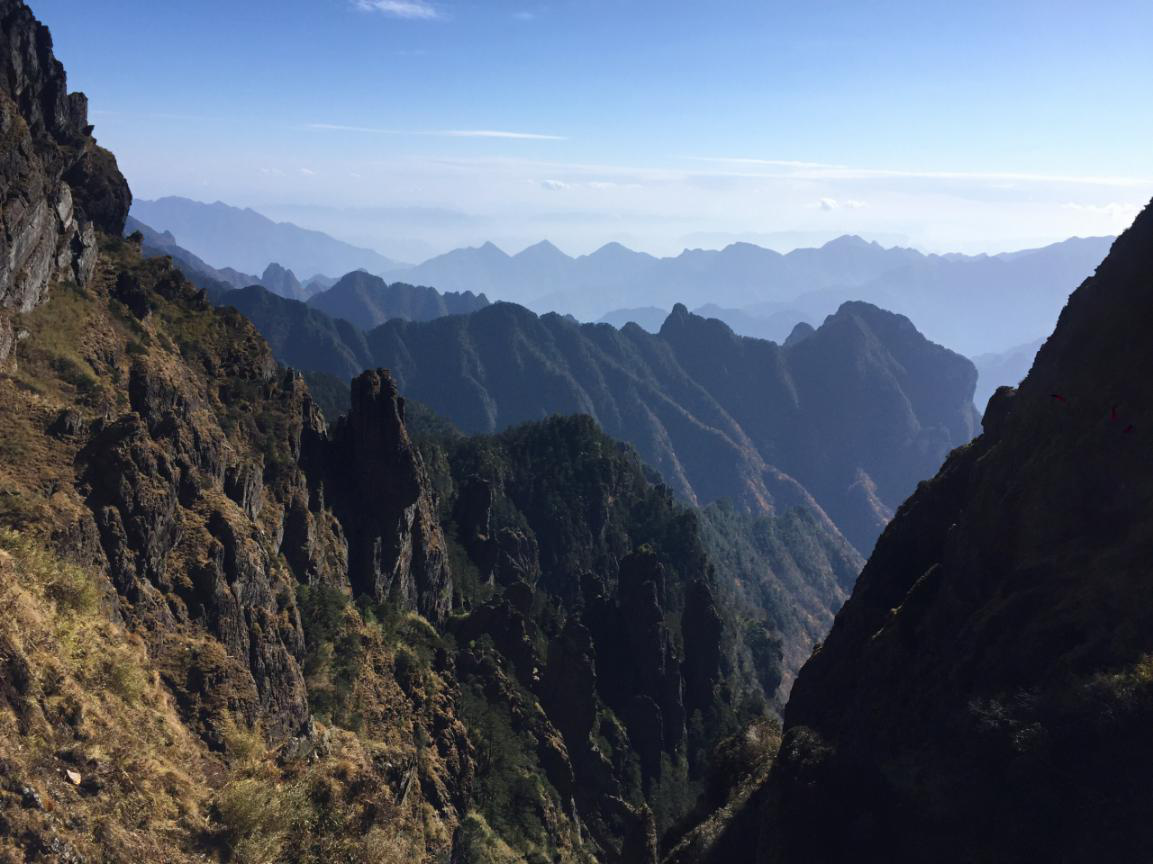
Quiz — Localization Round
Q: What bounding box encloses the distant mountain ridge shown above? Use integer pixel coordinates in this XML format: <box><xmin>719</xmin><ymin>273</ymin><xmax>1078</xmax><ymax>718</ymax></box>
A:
<box><xmin>390</xmin><ymin>234</ymin><xmax>1111</xmax><ymax>358</ymax></box>
<box><xmin>130</xmin><ymin>196</ymin><xmax>1110</xmax><ymax>360</ymax></box>
<box><xmin>131</xmin><ymin>196</ymin><xmax>404</xmax><ymax>278</ymax></box>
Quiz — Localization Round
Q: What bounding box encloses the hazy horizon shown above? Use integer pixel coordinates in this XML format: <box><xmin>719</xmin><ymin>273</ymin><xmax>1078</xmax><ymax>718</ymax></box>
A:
<box><xmin>32</xmin><ymin>0</ymin><xmax>1153</xmax><ymax>261</ymax></box>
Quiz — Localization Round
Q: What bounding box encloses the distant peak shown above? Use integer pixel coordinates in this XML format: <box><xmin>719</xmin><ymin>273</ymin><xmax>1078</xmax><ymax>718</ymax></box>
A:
<box><xmin>822</xmin><ymin>234</ymin><xmax>873</xmax><ymax>249</ymax></box>
<box><xmin>660</xmin><ymin>303</ymin><xmax>692</xmax><ymax>331</ymax></box>
<box><xmin>478</xmin><ymin>241</ymin><xmax>509</xmax><ymax>257</ymax></box>
<box><xmin>514</xmin><ymin>239</ymin><xmax>571</xmax><ymax>261</ymax></box>
<box><xmin>784</xmin><ymin>321</ymin><xmax>816</xmax><ymax>348</ymax></box>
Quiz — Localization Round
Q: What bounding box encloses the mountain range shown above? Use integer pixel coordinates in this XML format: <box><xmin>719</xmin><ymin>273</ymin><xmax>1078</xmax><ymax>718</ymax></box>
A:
<box><xmin>220</xmin><ymin>281</ymin><xmax>980</xmax><ymax>556</ymax></box>
<box><xmin>392</xmin><ymin>235</ymin><xmax>1111</xmax><ymax>359</ymax></box>
<box><xmin>134</xmin><ymin>195</ymin><xmax>1110</xmax><ymax>364</ymax></box>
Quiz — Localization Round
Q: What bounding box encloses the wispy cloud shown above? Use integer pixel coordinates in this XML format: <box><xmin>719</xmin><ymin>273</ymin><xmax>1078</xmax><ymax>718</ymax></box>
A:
<box><xmin>354</xmin><ymin>0</ymin><xmax>439</xmax><ymax>19</ymax></box>
<box><xmin>306</xmin><ymin>123</ymin><xmax>566</xmax><ymax>141</ymax></box>
<box><xmin>690</xmin><ymin>157</ymin><xmax>1153</xmax><ymax>189</ymax></box>
<box><xmin>445</xmin><ymin>129</ymin><xmax>565</xmax><ymax>140</ymax></box>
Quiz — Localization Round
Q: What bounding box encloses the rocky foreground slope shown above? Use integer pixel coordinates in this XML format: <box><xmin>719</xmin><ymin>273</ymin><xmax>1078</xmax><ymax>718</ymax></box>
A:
<box><xmin>713</xmin><ymin>200</ymin><xmax>1153</xmax><ymax>862</ymax></box>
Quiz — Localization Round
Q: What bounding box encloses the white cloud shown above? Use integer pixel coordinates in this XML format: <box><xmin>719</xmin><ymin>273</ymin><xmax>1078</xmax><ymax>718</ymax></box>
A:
<box><xmin>513</xmin><ymin>10</ymin><xmax>537</xmax><ymax>21</ymax></box>
<box><xmin>299</xmin><ymin>167</ymin><xmax>317</xmax><ymax>176</ymax></box>
<box><xmin>354</xmin><ymin>0</ymin><xmax>439</xmax><ymax>19</ymax></box>
<box><xmin>540</xmin><ymin>179</ymin><xmax>571</xmax><ymax>191</ymax></box>
<box><xmin>819</xmin><ymin>197</ymin><xmax>866</xmax><ymax>211</ymax></box>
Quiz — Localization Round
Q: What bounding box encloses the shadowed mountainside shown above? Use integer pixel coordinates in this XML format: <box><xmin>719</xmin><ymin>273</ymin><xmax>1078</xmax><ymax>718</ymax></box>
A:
<box><xmin>365</xmin><ymin>300</ymin><xmax>980</xmax><ymax>556</ymax></box>
<box><xmin>735</xmin><ymin>202</ymin><xmax>1153</xmax><ymax>863</ymax></box>
<box><xmin>217</xmin><ymin>288</ymin><xmax>979</xmax><ymax>555</ymax></box>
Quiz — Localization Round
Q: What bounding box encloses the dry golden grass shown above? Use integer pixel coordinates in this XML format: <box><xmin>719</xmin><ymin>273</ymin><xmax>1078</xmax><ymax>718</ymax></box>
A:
<box><xmin>0</xmin><ymin>529</ymin><xmax>215</xmax><ymax>862</ymax></box>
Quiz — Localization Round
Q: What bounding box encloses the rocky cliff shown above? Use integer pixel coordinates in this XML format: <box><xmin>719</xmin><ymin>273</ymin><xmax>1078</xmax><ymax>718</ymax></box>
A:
<box><xmin>0</xmin><ymin>0</ymin><xmax>129</xmax><ymax>349</ymax></box>
<box><xmin>746</xmin><ymin>201</ymin><xmax>1153</xmax><ymax>863</ymax></box>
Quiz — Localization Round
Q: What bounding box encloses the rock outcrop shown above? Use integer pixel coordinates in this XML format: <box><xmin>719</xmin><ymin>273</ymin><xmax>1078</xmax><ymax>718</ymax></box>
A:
<box><xmin>753</xmin><ymin>201</ymin><xmax>1153</xmax><ymax>862</ymax></box>
<box><xmin>307</xmin><ymin>369</ymin><xmax>453</xmax><ymax>621</ymax></box>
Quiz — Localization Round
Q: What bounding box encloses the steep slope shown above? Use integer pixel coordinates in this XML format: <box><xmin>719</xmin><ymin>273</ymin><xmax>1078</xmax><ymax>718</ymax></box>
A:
<box><xmin>364</xmin><ymin>301</ymin><xmax>979</xmax><ymax>554</ymax></box>
<box><xmin>410</xmin><ymin>415</ymin><xmax>788</xmax><ymax>860</ymax></box>
<box><xmin>308</xmin><ymin>270</ymin><xmax>488</xmax><ymax>329</ymax></box>
<box><xmin>131</xmin><ymin>196</ymin><xmax>402</xmax><ymax>278</ymax></box>
<box><xmin>697</xmin><ymin>502</ymin><xmax>864</xmax><ymax>698</ymax></box>
<box><xmin>755</xmin><ymin>202</ymin><xmax>1153</xmax><ymax>863</ymax></box>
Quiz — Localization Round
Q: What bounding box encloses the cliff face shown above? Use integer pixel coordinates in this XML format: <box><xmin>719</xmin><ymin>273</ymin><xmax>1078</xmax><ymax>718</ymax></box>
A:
<box><xmin>755</xmin><ymin>200</ymin><xmax>1153</xmax><ymax>862</ymax></box>
<box><xmin>0</xmin><ymin>0</ymin><xmax>129</xmax><ymax>327</ymax></box>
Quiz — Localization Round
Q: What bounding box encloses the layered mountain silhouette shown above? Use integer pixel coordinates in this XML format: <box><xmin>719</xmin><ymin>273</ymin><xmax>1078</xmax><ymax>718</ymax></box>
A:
<box><xmin>356</xmin><ymin>300</ymin><xmax>980</xmax><ymax>555</ymax></box>
<box><xmin>214</xmin><ymin>282</ymin><xmax>980</xmax><ymax>554</ymax></box>
<box><xmin>131</xmin><ymin>196</ymin><xmax>404</xmax><ymax>278</ymax></box>
<box><xmin>131</xmin><ymin>197</ymin><xmax>1109</xmax><ymax>362</ymax></box>
<box><xmin>388</xmin><ymin>234</ymin><xmax>1109</xmax><ymax>357</ymax></box>
<box><xmin>717</xmin><ymin>203</ymin><xmax>1153</xmax><ymax>864</ymax></box>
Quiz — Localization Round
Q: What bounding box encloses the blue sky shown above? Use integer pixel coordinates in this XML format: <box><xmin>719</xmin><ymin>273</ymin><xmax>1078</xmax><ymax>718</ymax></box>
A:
<box><xmin>33</xmin><ymin>0</ymin><xmax>1153</xmax><ymax>260</ymax></box>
